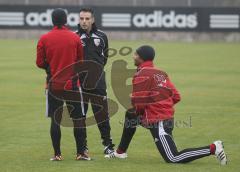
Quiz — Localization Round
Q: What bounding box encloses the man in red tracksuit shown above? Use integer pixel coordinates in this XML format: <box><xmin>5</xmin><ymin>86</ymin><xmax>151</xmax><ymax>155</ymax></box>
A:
<box><xmin>109</xmin><ymin>45</ymin><xmax>227</xmax><ymax>165</ymax></box>
<box><xmin>36</xmin><ymin>8</ymin><xmax>88</xmax><ymax>161</ymax></box>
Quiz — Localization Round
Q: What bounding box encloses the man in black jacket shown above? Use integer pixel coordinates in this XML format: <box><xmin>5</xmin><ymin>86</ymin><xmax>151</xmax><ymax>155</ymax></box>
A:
<box><xmin>76</xmin><ymin>7</ymin><xmax>115</xmax><ymax>158</ymax></box>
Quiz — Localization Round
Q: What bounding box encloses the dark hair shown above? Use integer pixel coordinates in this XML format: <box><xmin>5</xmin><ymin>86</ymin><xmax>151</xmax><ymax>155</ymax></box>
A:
<box><xmin>79</xmin><ymin>7</ymin><xmax>95</xmax><ymax>17</ymax></box>
<box><xmin>52</xmin><ymin>8</ymin><xmax>67</xmax><ymax>28</ymax></box>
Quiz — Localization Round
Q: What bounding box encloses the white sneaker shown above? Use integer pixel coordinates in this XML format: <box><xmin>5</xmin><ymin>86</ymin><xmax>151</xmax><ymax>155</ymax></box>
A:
<box><xmin>214</xmin><ymin>140</ymin><xmax>227</xmax><ymax>165</ymax></box>
<box><xmin>104</xmin><ymin>144</ymin><xmax>115</xmax><ymax>158</ymax></box>
<box><xmin>104</xmin><ymin>151</ymin><xmax>128</xmax><ymax>159</ymax></box>
<box><xmin>114</xmin><ymin>151</ymin><xmax>128</xmax><ymax>159</ymax></box>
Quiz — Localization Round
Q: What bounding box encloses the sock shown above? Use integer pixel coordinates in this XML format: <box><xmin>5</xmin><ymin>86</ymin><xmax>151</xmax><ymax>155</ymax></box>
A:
<box><xmin>117</xmin><ymin>148</ymin><xmax>125</xmax><ymax>154</ymax></box>
<box><xmin>50</xmin><ymin>118</ymin><xmax>61</xmax><ymax>156</ymax></box>
<box><xmin>73</xmin><ymin>120</ymin><xmax>86</xmax><ymax>155</ymax></box>
<box><xmin>210</xmin><ymin>144</ymin><xmax>216</xmax><ymax>155</ymax></box>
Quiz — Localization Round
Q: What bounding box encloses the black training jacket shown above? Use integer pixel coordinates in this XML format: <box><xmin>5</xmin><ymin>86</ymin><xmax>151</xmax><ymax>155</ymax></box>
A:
<box><xmin>76</xmin><ymin>24</ymin><xmax>108</xmax><ymax>89</ymax></box>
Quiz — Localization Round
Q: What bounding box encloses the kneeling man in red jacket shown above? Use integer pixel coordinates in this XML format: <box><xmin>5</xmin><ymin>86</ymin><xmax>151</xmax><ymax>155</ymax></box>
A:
<box><xmin>107</xmin><ymin>45</ymin><xmax>227</xmax><ymax>165</ymax></box>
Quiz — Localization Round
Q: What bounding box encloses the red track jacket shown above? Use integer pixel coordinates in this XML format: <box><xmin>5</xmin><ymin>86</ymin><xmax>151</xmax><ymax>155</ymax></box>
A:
<box><xmin>131</xmin><ymin>61</ymin><xmax>181</xmax><ymax>125</ymax></box>
<box><xmin>36</xmin><ymin>26</ymin><xmax>83</xmax><ymax>90</ymax></box>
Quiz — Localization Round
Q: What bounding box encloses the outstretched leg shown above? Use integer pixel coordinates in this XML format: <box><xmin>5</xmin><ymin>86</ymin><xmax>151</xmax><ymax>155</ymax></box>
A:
<box><xmin>150</xmin><ymin>120</ymin><xmax>213</xmax><ymax>163</ymax></box>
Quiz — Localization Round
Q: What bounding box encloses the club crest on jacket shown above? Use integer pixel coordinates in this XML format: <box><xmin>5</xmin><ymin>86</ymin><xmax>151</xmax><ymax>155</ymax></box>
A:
<box><xmin>94</xmin><ymin>38</ymin><xmax>100</xmax><ymax>46</ymax></box>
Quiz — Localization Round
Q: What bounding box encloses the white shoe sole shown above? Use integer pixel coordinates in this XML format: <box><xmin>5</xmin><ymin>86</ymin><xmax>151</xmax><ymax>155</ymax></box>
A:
<box><xmin>214</xmin><ymin>140</ymin><xmax>227</xmax><ymax>165</ymax></box>
<box><xmin>104</xmin><ymin>151</ymin><xmax>128</xmax><ymax>159</ymax></box>
<box><xmin>114</xmin><ymin>152</ymin><xmax>128</xmax><ymax>159</ymax></box>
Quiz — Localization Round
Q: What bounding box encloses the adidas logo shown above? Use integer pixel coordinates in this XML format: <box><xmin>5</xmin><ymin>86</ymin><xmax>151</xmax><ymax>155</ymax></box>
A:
<box><xmin>133</xmin><ymin>10</ymin><xmax>198</xmax><ymax>29</ymax></box>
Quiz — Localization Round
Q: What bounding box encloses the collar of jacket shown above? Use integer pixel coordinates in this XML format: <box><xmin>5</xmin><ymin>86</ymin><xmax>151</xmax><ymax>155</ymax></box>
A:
<box><xmin>137</xmin><ymin>61</ymin><xmax>154</xmax><ymax>71</ymax></box>
<box><xmin>52</xmin><ymin>25</ymin><xmax>69</xmax><ymax>30</ymax></box>
<box><xmin>77</xmin><ymin>23</ymin><xmax>97</xmax><ymax>34</ymax></box>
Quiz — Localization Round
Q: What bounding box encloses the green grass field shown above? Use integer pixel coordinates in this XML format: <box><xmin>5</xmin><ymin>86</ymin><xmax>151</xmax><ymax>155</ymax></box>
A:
<box><xmin>0</xmin><ymin>40</ymin><xmax>240</xmax><ymax>172</ymax></box>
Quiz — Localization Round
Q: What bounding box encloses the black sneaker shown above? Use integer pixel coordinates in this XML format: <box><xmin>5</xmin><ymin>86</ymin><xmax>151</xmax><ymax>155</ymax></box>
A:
<box><xmin>104</xmin><ymin>144</ymin><xmax>115</xmax><ymax>158</ymax></box>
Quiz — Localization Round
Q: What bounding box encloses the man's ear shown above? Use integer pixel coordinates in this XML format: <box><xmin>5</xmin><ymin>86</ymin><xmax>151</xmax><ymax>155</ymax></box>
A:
<box><xmin>92</xmin><ymin>17</ymin><xmax>95</xmax><ymax>24</ymax></box>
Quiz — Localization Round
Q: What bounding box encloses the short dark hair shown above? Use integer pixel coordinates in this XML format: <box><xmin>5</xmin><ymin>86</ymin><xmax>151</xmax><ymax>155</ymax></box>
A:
<box><xmin>79</xmin><ymin>7</ymin><xmax>95</xmax><ymax>17</ymax></box>
<box><xmin>52</xmin><ymin>8</ymin><xmax>67</xmax><ymax>28</ymax></box>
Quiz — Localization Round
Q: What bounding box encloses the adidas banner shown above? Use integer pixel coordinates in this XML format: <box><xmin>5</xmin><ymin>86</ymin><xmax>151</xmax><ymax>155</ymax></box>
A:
<box><xmin>0</xmin><ymin>5</ymin><xmax>239</xmax><ymax>32</ymax></box>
